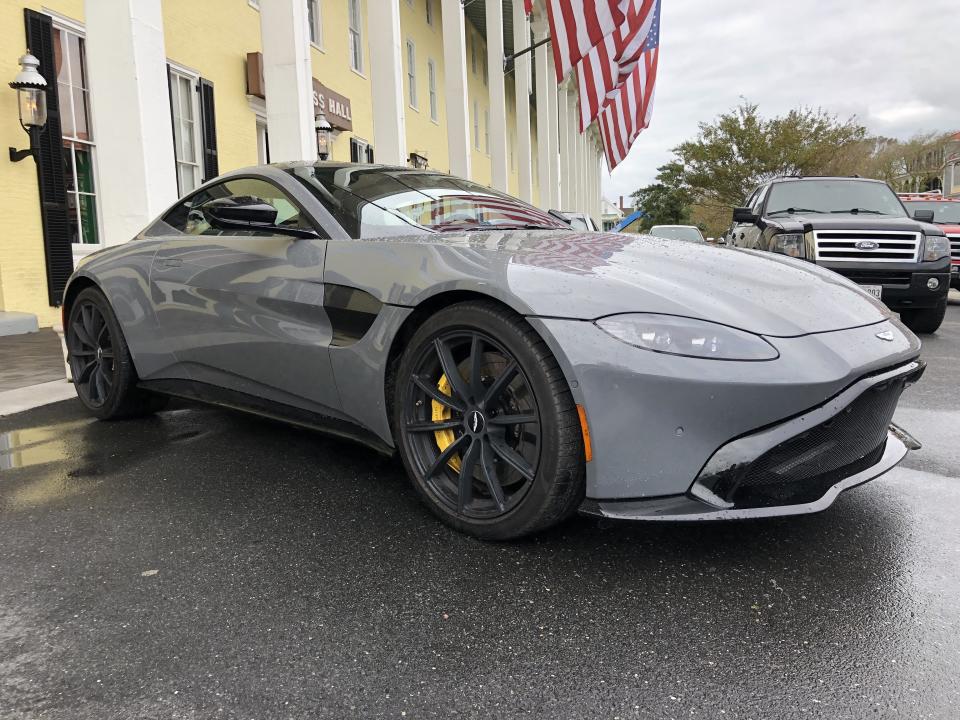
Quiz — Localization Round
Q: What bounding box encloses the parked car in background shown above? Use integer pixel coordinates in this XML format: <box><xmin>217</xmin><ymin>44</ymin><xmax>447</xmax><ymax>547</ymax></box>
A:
<box><xmin>899</xmin><ymin>192</ymin><xmax>960</xmax><ymax>290</ymax></box>
<box><xmin>560</xmin><ymin>211</ymin><xmax>600</xmax><ymax>232</ymax></box>
<box><xmin>648</xmin><ymin>225</ymin><xmax>706</xmax><ymax>243</ymax></box>
<box><xmin>730</xmin><ymin>176</ymin><xmax>951</xmax><ymax>333</ymax></box>
<box><xmin>62</xmin><ymin>162</ymin><xmax>925</xmax><ymax>539</ymax></box>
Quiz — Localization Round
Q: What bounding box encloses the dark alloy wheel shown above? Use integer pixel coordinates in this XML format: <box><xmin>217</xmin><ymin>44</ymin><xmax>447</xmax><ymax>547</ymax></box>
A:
<box><xmin>68</xmin><ymin>298</ymin><xmax>117</xmax><ymax>409</ymax></box>
<box><xmin>394</xmin><ymin>301</ymin><xmax>585</xmax><ymax>540</ymax></box>
<box><xmin>66</xmin><ymin>287</ymin><xmax>168</xmax><ymax>419</ymax></box>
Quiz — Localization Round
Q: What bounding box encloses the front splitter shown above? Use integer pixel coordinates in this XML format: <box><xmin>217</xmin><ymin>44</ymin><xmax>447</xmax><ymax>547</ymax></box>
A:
<box><xmin>579</xmin><ymin>426</ymin><xmax>917</xmax><ymax>522</ymax></box>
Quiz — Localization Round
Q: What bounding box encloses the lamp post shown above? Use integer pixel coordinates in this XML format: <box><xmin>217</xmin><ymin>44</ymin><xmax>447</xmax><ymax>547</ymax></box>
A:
<box><xmin>9</xmin><ymin>52</ymin><xmax>48</xmax><ymax>163</ymax></box>
<box><xmin>315</xmin><ymin>112</ymin><xmax>332</xmax><ymax>161</ymax></box>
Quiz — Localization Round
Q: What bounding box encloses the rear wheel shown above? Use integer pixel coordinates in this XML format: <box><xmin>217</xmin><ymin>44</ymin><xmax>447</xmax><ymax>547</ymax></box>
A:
<box><xmin>393</xmin><ymin>301</ymin><xmax>585</xmax><ymax>540</ymax></box>
<box><xmin>899</xmin><ymin>299</ymin><xmax>947</xmax><ymax>334</ymax></box>
<box><xmin>66</xmin><ymin>287</ymin><xmax>167</xmax><ymax>419</ymax></box>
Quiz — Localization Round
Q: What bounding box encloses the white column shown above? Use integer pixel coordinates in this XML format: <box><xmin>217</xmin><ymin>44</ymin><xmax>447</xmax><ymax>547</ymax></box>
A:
<box><xmin>512</xmin><ymin>1</ymin><xmax>533</xmax><ymax>202</ymax></box>
<box><xmin>260</xmin><ymin>0</ymin><xmax>315</xmax><ymax>162</ymax></box>
<box><xmin>369</xmin><ymin>1</ymin><xmax>407</xmax><ymax>164</ymax></box>
<box><xmin>533</xmin><ymin>12</ymin><xmax>557</xmax><ymax>209</ymax></box>
<box><xmin>441</xmin><ymin>0</ymin><xmax>471</xmax><ymax>177</ymax></box>
<box><xmin>486</xmin><ymin>0</ymin><xmax>508</xmax><ymax>191</ymax></box>
<box><xmin>85</xmin><ymin>0</ymin><xmax>176</xmax><ymax>245</ymax></box>
<box><xmin>557</xmin><ymin>85</ymin><xmax>570</xmax><ymax>208</ymax></box>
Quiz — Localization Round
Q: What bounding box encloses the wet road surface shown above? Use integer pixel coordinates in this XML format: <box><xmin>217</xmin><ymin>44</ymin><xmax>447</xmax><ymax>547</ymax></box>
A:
<box><xmin>1</xmin><ymin>302</ymin><xmax>959</xmax><ymax>719</ymax></box>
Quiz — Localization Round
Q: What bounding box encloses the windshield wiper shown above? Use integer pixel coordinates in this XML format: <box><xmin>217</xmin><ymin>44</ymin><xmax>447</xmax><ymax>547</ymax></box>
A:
<box><xmin>767</xmin><ymin>208</ymin><xmax>825</xmax><ymax>216</ymax></box>
<box><xmin>830</xmin><ymin>208</ymin><xmax>888</xmax><ymax>215</ymax></box>
<box><xmin>433</xmin><ymin>222</ymin><xmax>563</xmax><ymax>232</ymax></box>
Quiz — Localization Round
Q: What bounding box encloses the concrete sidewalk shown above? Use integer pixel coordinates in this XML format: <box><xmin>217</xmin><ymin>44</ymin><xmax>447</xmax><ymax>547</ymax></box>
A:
<box><xmin>0</xmin><ymin>329</ymin><xmax>74</xmax><ymax>416</ymax></box>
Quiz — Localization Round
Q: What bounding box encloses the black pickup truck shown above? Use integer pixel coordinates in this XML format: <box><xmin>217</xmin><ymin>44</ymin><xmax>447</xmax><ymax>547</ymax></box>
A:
<box><xmin>729</xmin><ymin>176</ymin><xmax>952</xmax><ymax>333</ymax></box>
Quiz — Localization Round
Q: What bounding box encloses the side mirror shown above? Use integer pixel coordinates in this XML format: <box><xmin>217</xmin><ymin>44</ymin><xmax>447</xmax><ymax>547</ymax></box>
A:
<box><xmin>913</xmin><ymin>209</ymin><xmax>935</xmax><ymax>223</ymax></box>
<box><xmin>732</xmin><ymin>207</ymin><xmax>757</xmax><ymax>223</ymax></box>
<box><xmin>202</xmin><ymin>196</ymin><xmax>279</xmax><ymax>229</ymax></box>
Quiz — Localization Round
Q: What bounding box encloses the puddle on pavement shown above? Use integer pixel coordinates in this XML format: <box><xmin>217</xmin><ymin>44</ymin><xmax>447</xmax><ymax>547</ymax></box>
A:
<box><xmin>0</xmin><ymin>418</ymin><xmax>94</xmax><ymax>472</ymax></box>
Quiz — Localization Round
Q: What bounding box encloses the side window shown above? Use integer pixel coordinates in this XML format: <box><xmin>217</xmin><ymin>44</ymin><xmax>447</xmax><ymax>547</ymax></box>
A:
<box><xmin>751</xmin><ymin>185</ymin><xmax>769</xmax><ymax>215</ymax></box>
<box><xmin>156</xmin><ymin>178</ymin><xmax>314</xmax><ymax>237</ymax></box>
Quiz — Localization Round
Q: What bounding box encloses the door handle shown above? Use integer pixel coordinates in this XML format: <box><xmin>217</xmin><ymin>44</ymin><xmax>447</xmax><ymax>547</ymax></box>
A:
<box><xmin>157</xmin><ymin>258</ymin><xmax>183</xmax><ymax>268</ymax></box>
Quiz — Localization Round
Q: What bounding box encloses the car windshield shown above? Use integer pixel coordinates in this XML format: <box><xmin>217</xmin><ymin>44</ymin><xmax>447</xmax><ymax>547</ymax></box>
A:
<box><xmin>649</xmin><ymin>225</ymin><xmax>704</xmax><ymax>243</ymax></box>
<box><xmin>288</xmin><ymin>165</ymin><xmax>569</xmax><ymax>237</ymax></box>
<box><xmin>902</xmin><ymin>200</ymin><xmax>960</xmax><ymax>224</ymax></box>
<box><xmin>765</xmin><ymin>180</ymin><xmax>907</xmax><ymax>217</ymax></box>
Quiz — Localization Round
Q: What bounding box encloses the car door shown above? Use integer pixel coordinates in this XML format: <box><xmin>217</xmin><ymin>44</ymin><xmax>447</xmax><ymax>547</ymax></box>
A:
<box><xmin>149</xmin><ymin>176</ymin><xmax>342</xmax><ymax>414</ymax></box>
<box><xmin>736</xmin><ymin>185</ymin><xmax>768</xmax><ymax>250</ymax></box>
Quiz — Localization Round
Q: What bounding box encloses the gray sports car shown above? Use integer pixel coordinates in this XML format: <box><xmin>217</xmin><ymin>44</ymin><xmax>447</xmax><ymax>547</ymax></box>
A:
<box><xmin>62</xmin><ymin>162</ymin><xmax>924</xmax><ymax>539</ymax></box>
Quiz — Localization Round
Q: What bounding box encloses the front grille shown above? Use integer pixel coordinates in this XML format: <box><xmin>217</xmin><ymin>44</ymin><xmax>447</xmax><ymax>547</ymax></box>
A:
<box><xmin>835</xmin><ymin>269</ymin><xmax>912</xmax><ymax>286</ymax></box>
<box><xmin>814</xmin><ymin>230</ymin><xmax>920</xmax><ymax>263</ymax></box>
<box><xmin>710</xmin><ymin>377</ymin><xmax>907</xmax><ymax>508</ymax></box>
<box><xmin>948</xmin><ymin>235</ymin><xmax>960</xmax><ymax>261</ymax></box>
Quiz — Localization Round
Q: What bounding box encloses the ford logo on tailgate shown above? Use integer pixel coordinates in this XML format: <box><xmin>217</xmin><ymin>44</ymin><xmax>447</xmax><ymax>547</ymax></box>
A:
<box><xmin>856</xmin><ymin>240</ymin><xmax>880</xmax><ymax>250</ymax></box>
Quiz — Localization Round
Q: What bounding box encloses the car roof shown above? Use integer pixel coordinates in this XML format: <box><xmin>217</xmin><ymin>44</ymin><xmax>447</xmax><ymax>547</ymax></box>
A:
<box><xmin>769</xmin><ymin>176</ymin><xmax>886</xmax><ymax>184</ymax></box>
<box><xmin>899</xmin><ymin>194</ymin><xmax>960</xmax><ymax>203</ymax></box>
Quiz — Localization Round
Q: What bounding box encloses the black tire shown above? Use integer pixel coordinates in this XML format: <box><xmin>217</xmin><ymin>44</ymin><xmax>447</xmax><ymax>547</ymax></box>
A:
<box><xmin>66</xmin><ymin>287</ymin><xmax>168</xmax><ymax>420</ymax></box>
<box><xmin>393</xmin><ymin>301</ymin><xmax>585</xmax><ymax>540</ymax></box>
<box><xmin>899</xmin><ymin>300</ymin><xmax>947</xmax><ymax>334</ymax></box>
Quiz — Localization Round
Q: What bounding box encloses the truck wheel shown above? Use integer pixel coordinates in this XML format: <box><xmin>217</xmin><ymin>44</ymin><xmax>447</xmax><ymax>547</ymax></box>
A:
<box><xmin>899</xmin><ymin>300</ymin><xmax>947</xmax><ymax>335</ymax></box>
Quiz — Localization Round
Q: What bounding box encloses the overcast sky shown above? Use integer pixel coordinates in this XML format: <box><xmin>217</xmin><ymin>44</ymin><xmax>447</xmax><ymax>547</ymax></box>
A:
<box><xmin>602</xmin><ymin>0</ymin><xmax>960</xmax><ymax>203</ymax></box>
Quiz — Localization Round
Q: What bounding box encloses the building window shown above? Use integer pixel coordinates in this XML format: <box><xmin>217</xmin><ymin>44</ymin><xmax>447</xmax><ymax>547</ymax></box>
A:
<box><xmin>473</xmin><ymin>100</ymin><xmax>479</xmax><ymax>150</ymax></box>
<box><xmin>169</xmin><ymin>67</ymin><xmax>203</xmax><ymax>194</ymax></box>
<box><xmin>256</xmin><ymin>119</ymin><xmax>270</xmax><ymax>164</ymax></box>
<box><xmin>484</xmin><ymin>108</ymin><xmax>489</xmax><ymax>155</ymax></box>
<box><xmin>350</xmin><ymin>137</ymin><xmax>374</xmax><ymax>163</ymax></box>
<box><xmin>427</xmin><ymin>59</ymin><xmax>438</xmax><ymax>122</ymax></box>
<box><xmin>308</xmin><ymin>0</ymin><xmax>323</xmax><ymax>48</ymax></box>
<box><xmin>406</xmin><ymin>40</ymin><xmax>417</xmax><ymax>109</ymax></box>
<box><xmin>425</xmin><ymin>0</ymin><xmax>434</xmax><ymax>26</ymax></box>
<box><xmin>54</xmin><ymin>25</ymin><xmax>99</xmax><ymax>246</ymax></box>
<box><xmin>348</xmin><ymin>0</ymin><xmax>363</xmax><ymax>73</ymax></box>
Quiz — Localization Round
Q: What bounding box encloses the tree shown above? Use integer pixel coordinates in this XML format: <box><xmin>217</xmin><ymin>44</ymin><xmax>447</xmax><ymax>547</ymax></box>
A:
<box><xmin>629</xmin><ymin>161</ymin><xmax>694</xmax><ymax>231</ymax></box>
<box><xmin>674</xmin><ymin>101</ymin><xmax>869</xmax><ymax>211</ymax></box>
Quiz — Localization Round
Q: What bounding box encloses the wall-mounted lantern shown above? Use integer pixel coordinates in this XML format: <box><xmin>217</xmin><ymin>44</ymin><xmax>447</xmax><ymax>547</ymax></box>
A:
<box><xmin>409</xmin><ymin>152</ymin><xmax>428</xmax><ymax>170</ymax></box>
<box><xmin>9</xmin><ymin>52</ymin><xmax>47</xmax><ymax>163</ymax></box>
<box><xmin>315</xmin><ymin>112</ymin><xmax>332</xmax><ymax>161</ymax></box>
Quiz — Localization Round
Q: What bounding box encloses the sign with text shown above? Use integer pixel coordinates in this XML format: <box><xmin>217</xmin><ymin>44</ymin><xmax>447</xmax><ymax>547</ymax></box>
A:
<box><xmin>246</xmin><ymin>52</ymin><xmax>353</xmax><ymax>132</ymax></box>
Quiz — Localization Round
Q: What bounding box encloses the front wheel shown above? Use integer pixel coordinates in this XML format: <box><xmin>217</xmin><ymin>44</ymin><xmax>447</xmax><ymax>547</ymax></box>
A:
<box><xmin>899</xmin><ymin>300</ymin><xmax>947</xmax><ymax>334</ymax></box>
<box><xmin>393</xmin><ymin>302</ymin><xmax>585</xmax><ymax>540</ymax></box>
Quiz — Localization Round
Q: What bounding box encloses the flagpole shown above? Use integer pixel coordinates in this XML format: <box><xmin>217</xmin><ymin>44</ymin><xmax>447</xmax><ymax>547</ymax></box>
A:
<box><xmin>503</xmin><ymin>36</ymin><xmax>551</xmax><ymax>70</ymax></box>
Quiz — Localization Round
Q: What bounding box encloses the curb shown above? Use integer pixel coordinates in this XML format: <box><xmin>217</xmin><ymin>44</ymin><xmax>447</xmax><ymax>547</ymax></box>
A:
<box><xmin>0</xmin><ymin>380</ymin><xmax>77</xmax><ymax>417</ymax></box>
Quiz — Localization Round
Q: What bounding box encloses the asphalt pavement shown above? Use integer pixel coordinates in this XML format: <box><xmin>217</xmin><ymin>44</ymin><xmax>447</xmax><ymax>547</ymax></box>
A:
<box><xmin>1</xmin><ymin>299</ymin><xmax>959</xmax><ymax>719</ymax></box>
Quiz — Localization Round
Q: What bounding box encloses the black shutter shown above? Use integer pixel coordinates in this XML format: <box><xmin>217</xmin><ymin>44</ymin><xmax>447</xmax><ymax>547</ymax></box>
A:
<box><xmin>199</xmin><ymin>78</ymin><xmax>218</xmax><ymax>181</ymax></box>
<box><xmin>366</xmin><ymin>145</ymin><xmax>374</xmax><ymax>164</ymax></box>
<box><xmin>25</xmin><ymin>9</ymin><xmax>72</xmax><ymax>306</ymax></box>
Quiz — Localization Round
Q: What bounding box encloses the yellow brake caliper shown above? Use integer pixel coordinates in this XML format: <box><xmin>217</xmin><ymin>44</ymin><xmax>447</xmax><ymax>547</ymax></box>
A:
<box><xmin>432</xmin><ymin>373</ymin><xmax>462</xmax><ymax>472</ymax></box>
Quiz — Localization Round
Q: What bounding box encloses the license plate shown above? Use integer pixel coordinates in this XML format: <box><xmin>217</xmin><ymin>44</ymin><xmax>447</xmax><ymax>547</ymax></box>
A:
<box><xmin>861</xmin><ymin>284</ymin><xmax>882</xmax><ymax>299</ymax></box>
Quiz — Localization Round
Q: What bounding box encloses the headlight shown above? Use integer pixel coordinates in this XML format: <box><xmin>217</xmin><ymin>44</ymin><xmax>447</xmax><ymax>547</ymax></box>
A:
<box><xmin>922</xmin><ymin>235</ymin><xmax>949</xmax><ymax>262</ymax></box>
<box><xmin>595</xmin><ymin>314</ymin><xmax>779</xmax><ymax>361</ymax></box>
<box><xmin>770</xmin><ymin>233</ymin><xmax>805</xmax><ymax>258</ymax></box>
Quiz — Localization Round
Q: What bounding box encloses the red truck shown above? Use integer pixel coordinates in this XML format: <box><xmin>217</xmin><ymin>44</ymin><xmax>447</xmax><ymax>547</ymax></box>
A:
<box><xmin>899</xmin><ymin>192</ymin><xmax>960</xmax><ymax>290</ymax></box>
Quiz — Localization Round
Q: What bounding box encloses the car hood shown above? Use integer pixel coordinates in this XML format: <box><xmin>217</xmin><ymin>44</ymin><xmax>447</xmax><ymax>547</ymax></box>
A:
<box><xmin>499</xmin><ymin>231</ymin><xmax>888</xmax><ymax>336</ymax></box>
<box><xmin>768</xmin><ymin>214</ymin><xmax>933</xmax><ymax>234</ymax></box>
<box><xmin>328</xmin><ymin>230</ymin><xmax>889</xmax><ymax>337</ymax></box>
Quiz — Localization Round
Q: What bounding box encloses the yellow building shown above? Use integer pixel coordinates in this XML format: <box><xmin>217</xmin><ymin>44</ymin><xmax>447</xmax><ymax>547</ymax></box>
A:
<box><xmin>0</xmin><ymin>0</ymin><xmax>603</xmax><ymax>330</ymax></box>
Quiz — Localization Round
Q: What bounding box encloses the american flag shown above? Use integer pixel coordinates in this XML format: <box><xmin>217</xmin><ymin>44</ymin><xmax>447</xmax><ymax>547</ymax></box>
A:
<box><xmin>545</xmin><ymin>0</ymin><xmax>629</xmax><ymax>81</ymax></box>
<box><xmin>596</xmin><ymin>6</ymin><xmax>660</xmax><ymax>170</ymax></box>
<box><xmin>575</xmin><ymin>0</ymin><xmax>658</xmax><ymax>131</ymax></box>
